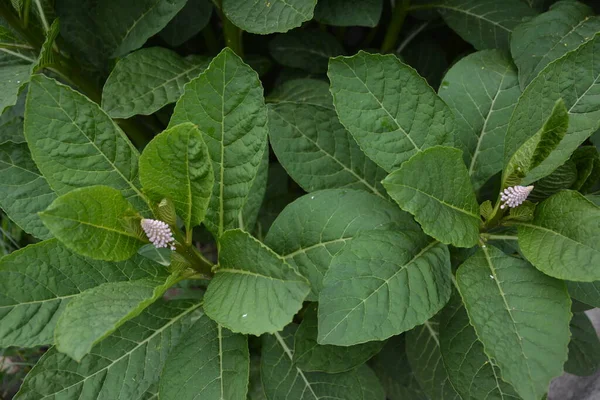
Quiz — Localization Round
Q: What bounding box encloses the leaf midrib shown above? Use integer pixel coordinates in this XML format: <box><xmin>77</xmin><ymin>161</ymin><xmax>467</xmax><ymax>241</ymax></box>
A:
<box><xmin>392</xmin><ymin>183</ymin><xmax>479</xmax><ymax>219</ymax></box>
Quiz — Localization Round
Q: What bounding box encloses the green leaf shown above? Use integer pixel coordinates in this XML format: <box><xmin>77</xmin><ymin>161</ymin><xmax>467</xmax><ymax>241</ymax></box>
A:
<box><xmin>406</xmin><ymin>318</ymin><xmax>460</xmax><ymax>400</ymax></box>
<box><xmin>0</xmin><ymin>141</ymin><xmax>56</xmax><ymax>239</ymax></box>
<box><xmin>169</xmin><ymin>48</ymin><xmax>268</xmax><ymax>237</ymax></box>
<box><xmin>33</xmin><ymin>19</ymin><xmax>60</xmax><ymax>72</ymax></box>
<box><xmin>138</xmin><ymin>244</ymin><xmax>171</xmax><ymax>266</ymax></box>
<box><xmin>504</xmin><ymin>33</ymin><xmax>600</xmax><ymax>183</ymax></box>
<box><xmin>567</xmin><ymin>281</ymin><xmax>600</xmax><ymax>308</ymax></box>
<box><xmin>261</xmin><ymin>325</ymin><xmax>385</xmax><ymax>400</ymax></box>
<box><xmin>0</xmin><ymin>89</ymin><xmax>26</xmax><ymax>144</ymax></box>
<box><xmin>440</xmin><ymin>292</ymin><xmax>519</xmax><ymax>399</ymax></box>
<box><xmin>565</xmin><ymin>312</ymin><xmax>600</xmax><ymax>376</ymax></box>
<box><xmin>255</xmin><ymin>163</ymin><xmax>297</xmax><ymax>236</ymax></box>
<box><xmin>56</xmin><ymin>0</ymin><xmax>188</xmax><ymax>67</ymax></box>
<box><xmin>102</xmin><ymin>48</ymin><xmax>210</xmax><ymax>119</ymax></box>
<box><xmin>159</xmin><ymin>314</ymin><xmax>249</xmax><ymax>400</ymax></box>
<box><xmin>401</xmin><ymin>37</ymin><xmax>449</xmax><ymax>89</ymax></box>
<box><xmin>511</xmin><ymin>0</ymin><xmax>600</xmax><ymax>89</ymax></box>
<box><xmin>293</xmin><ymin>303</ymin><xmax>385</xmax><ymax>373</ymax></box>
<box><xmin>571</xmin><ymin>146</ymin><xmax>600</xmax><ymax>192</ymax></box>
<box><xmin>40</xmin><ymin>186</ymin><xmax>145</xmax><ymax>261</ymax></box>
<box><xmin>268</xmin><ymin>103</ymin><xmax>387</xmax><ymax>197</ymax></box>
<box><xmin>436</xmin><ymin>0</ymin><xmax>537</xmax><ymax>51</ymax></box>
<box><xmin>140</xmin><ymin>123</ymin><xmax>213</xmax><ymax>231</ymax></box>
<box><xmin>159</xmin><ymin>0</ymin><xmax>212</xmax><ymax>47</ymax></box>
<box><xmin>0</xmin><ymin>61</ymin><xmax>30</xmax><ymax>114</ymax></box>
<box><xmin>382</xmin><ymin>146</ymin><xmax>480</xmax><ymax>248</ymax></box>
<box><xmin>318</xmin><ymin>229</ymin><xmax>452</xmax><ymax>345</ymax></box>
<box><xmin>222</xmin><ymin>0</ymin><xmax>317</xmax><ymax>34</ymax></box>
<box><xmin>528</xmin><ymin>160</ymin><xmax>578</xmax><ymax>201</ymax></box>
<box><xmin>265</xmin><ymin>189</ymin><xmax>418</xmax><ymax>300</ymax></box>
<box><xmin>267</xmin><ymin>78</ymin><xmax>333</xmax><ymax>109</ymax></box>
<box><xmin>15</xmin><ymin>299</ymin><xmax>200</xmax><ymax>400</ymax></box>
<box><xmin>248</xmin><ymin>355</ymin><xmax>267</xmax><ymax>400</ymax></box>
<box><xmin>240</xmin><ymin>141</ymin><xmax>269</xmax><ymax>233</ymax></box>
<box><xmin>314</xmin><ymin>0</ymin><xmax>383</xmax><ymax>27</ymax></box>
<box><xmin>204</xmin><ymin>229</ymin><xmax>309</xmax><ymax>335</ymax></box>
<box><xmin>517</xmin><ymin>190</ymin><xmax>600</xmax><ymax>281</ymax></box>
<box><xmin>55</xmin><ymin>274</ymin><xmax>178</xmax><ymax>361</ymax></box>
<box><xmin>503</xmin><ymin>98</ymin><xmax>568</xmax><ymax>186</ymax></box>
<box><xmin>438</xmin><ymin>50</ymin><xmax>521</xmax><ymax>190</ymax></box>
<box><xmin>328</xmin><ymin>51</ymin><xmax>453</xmax><ymax>172</ymax></box>
<box><xmin>25</xmin><ymin>74</ymin><xmax>149</xmax><ymax>213</ymax></box>
<box><xmin>0</xmin><ymin>239</ymin><xmax>165</xmax><ymax>348</ymax></box>
<box><xmin>269</xmin><ymin>30</ymin><xmax>343</xmax><ymax>74</ymax></box>
<box><xmin>456</xmin><ymin>245</ymin><xmax>571</xmax><ymax>400</ymax></box>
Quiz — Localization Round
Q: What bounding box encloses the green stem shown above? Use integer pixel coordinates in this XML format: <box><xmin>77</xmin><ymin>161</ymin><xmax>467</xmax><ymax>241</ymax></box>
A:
<box><xmin>482</xmin><ymin>234</ymin><xmax>519</xmax><ymax>241</ymax></box>
<box><xmin>202</xmin><ymin>23</ymin><xmax>220</xmax><ymax>55</ymax></box>
<box><xmin>217</xmin><ymin>1</ymin><xmax>243</xmax><ymax>56</ymax></box>
<box><xmin>381</xmin><ymin>0</ymin><xmax>410</xmax><ymax>53</ymax></box>
<box><xmin>172</xmin><ymin>228</ymin><xmax>214</xmax><ymax>276</ymax></box>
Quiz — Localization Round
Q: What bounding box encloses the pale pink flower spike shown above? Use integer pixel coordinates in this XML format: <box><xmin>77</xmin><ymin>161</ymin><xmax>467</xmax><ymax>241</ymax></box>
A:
<box><xmin>141</xmin><ymin>219</ymin><xmax>176</xmax><ymax>250</ymax></box>
<box><xmin>500</xmin><ymin>185</ymin><xmax>534</xmax><ymax>209</ymax></box>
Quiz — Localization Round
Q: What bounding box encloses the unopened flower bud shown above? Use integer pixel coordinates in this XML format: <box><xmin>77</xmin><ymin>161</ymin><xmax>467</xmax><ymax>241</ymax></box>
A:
<box><xmin>141</xmin><ymin>219</ymin><xmax>176</xmax><ymax>250</ymax></box>
<box><xmin>500</xmin><ymin>185</ymin><xmax>534</xmax><ymax>209</ymax></box>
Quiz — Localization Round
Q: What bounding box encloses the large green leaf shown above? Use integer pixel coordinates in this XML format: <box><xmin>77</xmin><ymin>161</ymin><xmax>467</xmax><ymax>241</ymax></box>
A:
<box><xmin>169</xmin><ymin>48</ymin><xmax>268</xmax><ymax>237</ymax></box>
<box><xmin>264</xmin><ymin>189</ymin><xmax>418</xmax><ymax>300</ymax></box>
<box><xmin>240</xmin><ymin>142</ymin><xmax>269</xmax><ymax>233</ymax></box>
<box><xmin>293</xmin><ymin>303</ymin><xmax>385</xmax><ymax>373</ymax></box>
<box><xmin>565</xmin><ymin>312</ymin><xmax>600</xmax><ymax>376</ymax></box>
<box><xmin>25</xmin><ymin>74</ymin><xmax>149</xmax><ymax>213</ymax></box>
<box><xmin>328</xmin><ymin>51</ymin><xmax>453</xmax><ymax>172</ymax></box>
<box><xmin>55</xmin><ymin>274</ymin><xmax>178</xmax><ymax>361</ymax></box>
<box><xmin>268</xmin><ymin>103</ymin><xmax>387</xmax><ymax>197</ymax></box>
<box><xmin>567</xmin><ymin>280</ymin><xmax>600</xmax><ymax>308</ymax></box>
<box><xmin>435</xmin><ymin>0</ymin><xmax>537</xmax><ymax>51</ymax></box>
<box><xmin>0</xmin><ymin>89</ymin><xmax>26</xmax><ymax>144</ymax></box>
<box><xmin>438</xmin><ymin>50</ymin><xmax>521</xmax><ymax>190</ymax></box>
<box><xmin>204</xmin><ymin>229</ymin><xmax>309</xmax><ymax>335</ymax></box>
<box><xmin>406</xmin><ymin>318</ymin><xmax>460</xmax><ymax>400</ymax></box>
<box><xmin>511</xmin><ymin>1</ymin><xmax>600</xmax><ymax>89</ymax></box>
<box><xmin>318</xmin><ymin>229</ymin><xmax>452</xmax><ymax>346</ymax></box>
<box><xmin>517</xmin><ymin>190</ymin><xmax>600</xmax><ymax>281</ymax></box>
<box><xmin>267</xmin><ymin>78</ymin><xmax>333</xmax><ymax>109</ymax></box>
<box><xmin>269</xmin><ymin>30</ymin><xmax>343</xmax><ymax>74</ymax></box>
<box><xmin>159</xmin><ymin>0</ymin><xmax>213</xmax><ymax>47</ymax></box>
<box><xmin>440</xmin><ymin>292</ymin><xmax>519</xmax><ymax>399</ymax></box>
<box><xmin>314</xmin><ymin>0</ymin><xmax>383</xmax><ymax>27</ymax></box>
<box><xmin>102</xmin><ymin>48</ymin><xmax>209</xmax><ymax>119</ymax></box>
<box><xmin>571</xmin><ymin>146</ymin><xmax>600</xmax><ymax>192</ymax></box>
<box><xmin>0</xmin><ymin>141</ymin><xmax>56</xmax><ymax>239</ymax></box>
<box><xmin>457</xmin><ymin>245</ymin><xmax>571</xmax><ymax>400</ymax></box>
<box><xmin>0</xmin><ymin>61</ymin><xmax>30</xmax><ymax>114</ymax></box>
<box><xmin>504</xmin><ymin>33</ymin><xmax>600</xmax><ymax>183</ymax></box>
<box><xmin>139</xmin><ymin>123</ymin><xmax>213</xmax><ymax>232</ymax></box>
<box><xmin>40</xmin><ymin>186</ymin><xmax>145</xmax><ymax>261</ymax></box>
<box><xmin>15</xmin><ymin>299</ymin><xmax>200</xmax><ymax>400</ymax></box>
<box><xmin>56</xmin><ymin>0</ymin><xmax>187</xmax><ymax>67</ymax></box>
<box><xmin>222</xmin><ymin>0</ymin><xmax>317</xmax><ymax>34</ymax></box>
<box><xmin>382</xmin><ymin>146</ymin><xmax>480</xmax><ymax>248</ymax></box>
<box><xmin>402</xmin><ymin>37</ymin><xmax>448</xmax><ymax>89</ymax></box>
<box><xmin>261</xmin><ymin>325</ymin><xmax>385</xmax><ymax>400</ymax></box>
<box><xmin>159</xmin><ymin>314</ymin><xmax>249</xmax><ymax>400</ymax></box>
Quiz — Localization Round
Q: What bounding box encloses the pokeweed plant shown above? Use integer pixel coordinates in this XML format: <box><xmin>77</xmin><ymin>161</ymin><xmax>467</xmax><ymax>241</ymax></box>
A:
<box><xmin>0</xmin><ymin>0</ymin><xmax>599</xmax><ymax>399</ymax></box>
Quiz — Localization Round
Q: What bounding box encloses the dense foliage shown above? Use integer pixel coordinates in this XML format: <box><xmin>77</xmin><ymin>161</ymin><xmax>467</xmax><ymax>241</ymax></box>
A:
<box><xmin>0</xmin><ymin>0</ymin><xmax>599</xmax><ymax>399</ymax></box>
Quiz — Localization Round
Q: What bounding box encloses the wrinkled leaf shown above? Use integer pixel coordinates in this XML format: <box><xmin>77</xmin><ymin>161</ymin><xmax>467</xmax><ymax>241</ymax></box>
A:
<box><xmin>222</xmin><ymin>0</ymin><xmax>317</xmax><ymax>34</ymax></box>
<box><xmin>159</xmin><ymin>0</ymin><xmax>213</xmax><ymax>47</ymax></box>
<box><xmin>565</xmin><ymin>312</ymin><xmax>600</xmax><ymax>376</ymax></box>
<box><xmin>314</xmin><ymin>0</ymin><xmax>383</xmax><ymax>27</ymax></box>
<box><xmin>269</xmin><ymin>30</ymin><xmax>343</xmax><ymax>74</ymax></box>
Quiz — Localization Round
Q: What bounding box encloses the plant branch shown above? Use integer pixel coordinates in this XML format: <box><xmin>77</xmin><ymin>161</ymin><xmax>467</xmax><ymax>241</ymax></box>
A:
<box><xmin>482</xmin><ymin>233</ymin><xmax>519</xmax><ymax>241</ymax></box>
<box><xmin>381</xmin><ymin>0</ymin><xmax>410</xmax><ymax>53</ymax></box>
<box><xmin>217</xmin><ymin>0</ymin><xmax>243</xmax><ymax>56</ymax></box>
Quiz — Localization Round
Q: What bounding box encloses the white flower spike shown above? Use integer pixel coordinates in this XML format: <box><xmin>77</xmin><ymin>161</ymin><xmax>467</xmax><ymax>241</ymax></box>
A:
<box><xmin>141</xmin><ymin>219</ymin><xmax>176</xmax><ymax>250</ymax></box>
<box><xmin>500</xmin><ymin>185</ymin><xmax>534</xmax><ymax>209</ymax></box>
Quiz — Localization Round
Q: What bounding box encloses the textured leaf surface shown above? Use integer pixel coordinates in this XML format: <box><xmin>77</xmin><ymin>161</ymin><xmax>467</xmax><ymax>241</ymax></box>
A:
<box><xmin>565</xmin><ymin>312</ymin><xmax>600</xmax><ymax>376</ymax></box>
<box><xmin>0</xmin><ymin>240</ymin><xmax>163</xmax><ymax>348</ymax></box>
<box><xmin>518</xmin><ymin>190</ymin><xmax>600</xmax><ymax>281</ymax></box>
<box><xmin>222</xmin><ymin>0</ymin><xmax>317</xmax><ymax>34</ymax></box>
<box><xmin>314</xmin><ymin>0</ymin><xmax>383</xmax><ymax>27</ymax></box>
<box><xmin>159</xmin><ymin>0</ymin><xmax>213</xmax><ymax>47</ymax></box>
<box><xmin>318</xmin><ymin>230</ymin><xmax>452</xmax><ymax>345</ymax></box>
<box><xmin>567</xmin><ymin>281</ymin><xmax>600</xmax><ymax>308</ymax></box>
<box><xmin>0</xmin><ymin>141</ymin><xmax>55</xmax><ymax>239</ymax></box>
<box><xmin>511</xmin><ymin>0</ymin><xmax>600</xmax><ymax>89</ymax></box>
<box><xmin>204</xmin><ymin>229</ymin><xmax>309</xmax><ymax>335</ymax></box>
<box><xmin>140</xmin><ymin>123</ymin><xmax>213</xmax><ymax>231</ymax></box>
<box><xmin>439</xmin><ymin>50</ymin><xmax>521</xmax><ymax>189</ymax></box>
<box><xmin>265</xmin><ymin>189</ymin><xmax>418</xmax><ymax>300</ymax></box>
<box><xmin>269</xmin><ymin>30</ymin><xmax>343</xmax><ymax>74</ymax></box>
<box><xmin>15</xmin><ymin>299</ymin><xmax>200</xmax><ymax>400</ymax></box>
<box><xmin>261</xmin><ymin>325</ymin><xmax>385</xmax><ymax>400</ymax></box>
<box><xmin>267</xmin><ymin>78</ymin><xmax>333</xmax><ymax>109</ymax></box>
<box><xmin>0</xmin><ymin>62</ymin><xmax>30</xmax><ymax>114</ymax></box>
<box><xmin>293</xmin><ymin>303</ymin><xmax>384</xmax><ymax>373</ymax></box>
<box><xmin>328</xmin><ymin>51</ymin><xmax>453</xmax><ymax>172</ymax></box>
<box><xmin>240</xmin><ymin>142</ymin><xmax>269</xmax><ymax>233</ymax></box>
<box><xmin>40</xmin><ymin>186</ymin><xmax>145</xmax><ymax>261</ymax></box>
<box><xmin>0</xmin><ymin>89</ymin><xmax>26</xmax><ymax>144</ymax></box>
<box><xmin>504</xmin><ymin>33</ymin><xmax>600</xmax><ymax>183</ymax></box>
<box><xmin>56</xmin><ymin>0</ymin><xmax>187</xmax><ymax>67</ymax></box>
<box><xmin>457</xmin><ymin>245</ymin><xmax>571</xmax><ymax>400</ymax></box>
<box><xmin>406</xmin><ymin>318</ymin><xmax>460</xmax><ymax>400</ymax></box>
<box><xmin>402</xmin><ymin>37</ymin><xmax>448</xmax><ymax>89</ymax></box>
<box><xmin>436</xmin><ymin>0</ymin><xmax>537</xmax><ymax>51</ymax></box>
<box><xmin>170</xmin><ymin>48</ymin><xmax>268</xmax><ymax>237</ymax></box>
<box><xmin>103</xmin><ymin>48</ymin><xmax>209</xmax><ymax>118</ymax></box>
<box><xmin>268</xmin><ymin>102</ymin><xmax>387</xmax><ymax>197</ymax></box>
<box><xmin>440</xmin><ymin>292</ymin><xmax>519</xmax><ymax>399</ymax></box>
<box><xmin>25</xmin><ymin>75</ymin><xmax>149</xmax><ymax>213</ymax></box>
<box><xmin>159</xmin><ymin>314</ymin><xmax>249</xmax><ymax>400</ymax></box>
<box><xmin>55</xmin><ymin>275</ymin><xmax>177</xmax><ymax>361</ymax></box>
<box><xmin>383</xmin><ymin>146</ymin><xmax>480</xmax><ymax>248</ymax></box>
